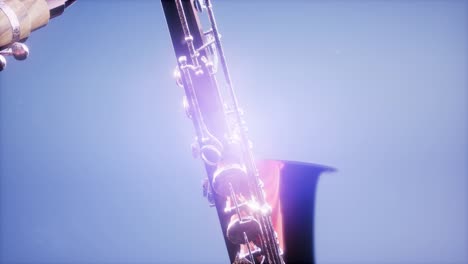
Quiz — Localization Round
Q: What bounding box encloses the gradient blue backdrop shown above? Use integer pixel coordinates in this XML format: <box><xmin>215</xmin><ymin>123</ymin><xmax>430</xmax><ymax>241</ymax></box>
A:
<box><xmin>1</xmin><ymin>0</ymin><xmax>467</xmax><ymax>263</ymax></box>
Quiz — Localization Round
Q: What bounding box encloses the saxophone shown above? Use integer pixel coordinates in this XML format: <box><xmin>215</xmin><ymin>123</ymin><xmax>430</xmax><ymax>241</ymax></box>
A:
<box><xmin>162</xmin><ymin>0</ymin><xmax>284</xmax><ymax>263</ymax></box>
<box><xmin>0</xmin><ymin>0</ymin><xmax>75</xmax><ymax>71</ymax></box>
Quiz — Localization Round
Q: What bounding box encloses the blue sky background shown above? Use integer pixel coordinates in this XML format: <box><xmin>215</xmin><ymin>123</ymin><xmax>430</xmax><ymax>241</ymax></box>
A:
<box><xmin>1</xmin><ymin>0</ymin><xmax>467</xmax><ymax>263</ymax></box>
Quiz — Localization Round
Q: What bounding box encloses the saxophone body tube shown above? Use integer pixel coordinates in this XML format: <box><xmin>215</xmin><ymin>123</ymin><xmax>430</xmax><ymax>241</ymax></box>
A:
<box><xmin>0</xmin><ymin>0</ymin><xmax>75</xmax><ymax>48</ymax></box>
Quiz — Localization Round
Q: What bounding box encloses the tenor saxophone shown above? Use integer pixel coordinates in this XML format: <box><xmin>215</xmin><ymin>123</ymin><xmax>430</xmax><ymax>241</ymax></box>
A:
<box><xmin>161</xmin><ymin>1</ymin><xmax>334</xmax><ymax>263</ymax></box>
